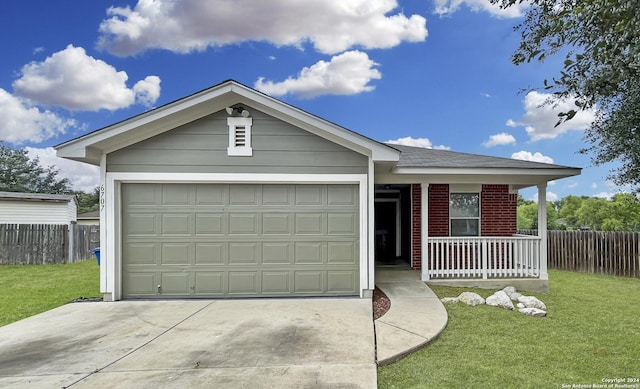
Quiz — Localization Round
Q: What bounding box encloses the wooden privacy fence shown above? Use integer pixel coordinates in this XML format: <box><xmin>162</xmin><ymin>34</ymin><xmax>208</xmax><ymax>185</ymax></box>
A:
<box><xmin>519</xmin><ymin>230</ymin><xmax>640</xmax><ymax>278</ymax></box>
<box><xmin>71</xmin><ymin>224</ymin><xmax>101</xmax><ymax>264</ymax></box>
<box><xmin>0</xmin><ymin>224</ymin><xmax>100</xmax><ymax>265</ymax></box>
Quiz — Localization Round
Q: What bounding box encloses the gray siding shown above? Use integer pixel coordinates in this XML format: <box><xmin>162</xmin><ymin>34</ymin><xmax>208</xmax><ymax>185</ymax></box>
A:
<box><xmin>107</xmin><ymin>109</ymin><xmax>368</xmax><ymax>174</ymax></box>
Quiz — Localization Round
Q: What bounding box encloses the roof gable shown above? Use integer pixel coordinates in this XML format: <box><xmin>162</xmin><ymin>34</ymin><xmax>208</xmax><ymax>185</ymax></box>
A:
<box><xmin>56</xmin><ymin>79</ymin><xmax>399</xmax><ymax>165</ymax></box>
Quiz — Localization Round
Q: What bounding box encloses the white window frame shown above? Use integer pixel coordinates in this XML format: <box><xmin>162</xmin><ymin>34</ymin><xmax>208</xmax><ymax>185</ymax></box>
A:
<box><xmin>449</xmin><ymin>192</ymin><xmax>481</xmax><ymax>236</ymax></box>
<box><xmin>227</xmin><ymin>117</ymin><xmax>253</xmax><ymax>156</ymax></box>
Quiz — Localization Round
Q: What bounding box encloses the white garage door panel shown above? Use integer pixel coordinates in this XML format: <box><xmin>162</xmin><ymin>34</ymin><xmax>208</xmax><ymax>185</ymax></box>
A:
<box><xmin>122</xmin><ymin>183</ymin><xmax>359</xmax><ymax>298</ymax></box>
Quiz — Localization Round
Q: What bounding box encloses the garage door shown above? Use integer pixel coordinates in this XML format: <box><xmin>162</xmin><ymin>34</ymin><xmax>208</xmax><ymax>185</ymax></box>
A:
<box><xmin>121</xmin><ymin>183</ymin><xmax>359</xmax><ymax>298</ymax></box>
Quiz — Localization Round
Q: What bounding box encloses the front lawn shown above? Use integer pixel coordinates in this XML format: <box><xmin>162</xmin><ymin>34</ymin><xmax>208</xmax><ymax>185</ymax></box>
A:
<box><xmin>378</xmin><ymin>270</ymin><xmax>640</xmax><ymax>388</ymax></box>
<box><xmin>0</xmin><ymin>260</ymin><xmax>100</xmax><ymax>327</ymax></box>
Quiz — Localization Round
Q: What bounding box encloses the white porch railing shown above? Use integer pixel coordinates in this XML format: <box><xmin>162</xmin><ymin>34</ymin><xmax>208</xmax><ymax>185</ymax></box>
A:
<box><xmin>425</xmin><ymin>235</ymin><xmax>541</xmax><ymax>279</ymax></box>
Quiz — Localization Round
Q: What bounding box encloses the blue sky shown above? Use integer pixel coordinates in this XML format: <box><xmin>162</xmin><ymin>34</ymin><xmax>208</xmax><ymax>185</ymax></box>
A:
<box><xmin>0</xmin><ymin>0</ymin><xmax>625</xmax><ymax>200</ymax></box>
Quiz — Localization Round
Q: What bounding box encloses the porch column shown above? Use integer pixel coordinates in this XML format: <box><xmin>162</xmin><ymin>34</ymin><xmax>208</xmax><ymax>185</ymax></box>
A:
<box><xmin>537</xmin><ymin>183</ymin><xmax>548</xmax><ymax>280</ymax></box>
<box><xmin>421</xmin><ymin>182</ymin><xmax>429</xmax><ymax>281</ymax></box>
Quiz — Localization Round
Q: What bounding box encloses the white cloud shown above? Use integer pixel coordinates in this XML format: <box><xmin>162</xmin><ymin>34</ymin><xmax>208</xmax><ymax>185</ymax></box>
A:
<box><xmin>97</xmin><ymin>0</ymin><xmax>428</xmax><ymax>56</ymax></box>
<box><xmin>506</xmin><ymin>119</ymin><xmax>518</xmax><ymax>127</ymax></box>
<box><xmin>26</xmin><ymin>147</ymin><xmax>100</xmax><ymax>192</ymax></box>
<box><xmin>511</xmin><ymin>150</ymin><xmax>554</xmax><ymax>164</ymax></box>
<box><xmin>593</xmin><ymin>191</ymin><xmax>615</xmax><ymax>200</ymax></box>
<box><xmin>483</xmin><ymin>132</ymin><xmax>516</xmax><ymax>147</ymax></box>
<box><xmin>133</xmin><ymin>75</ymin><xmax>161</xmax><ymax>106</ymax></box>
<box><xmin>13</xmin><ymin>45</ymin><xmax>160</xmax><ymax>111</ymax></box>
<box><xmin>0</xmin><ymin>89</ymin><xmax>77</xmax><ymax>144</ymax></box>
<box><xmin>507</xmin><ymin>91</ymin><xmax>596</xmax><ymax>141</ymax></box>
<box><xmin>591</xmin><ymin>182</ymin><xmax>598</xmax><ymax>189</ymax></box>
<box><xmin>433</xmin><ymin>0</ymin><xmax>528</xmax><ymax>18</ymax></box>
<box><xmin>386</xmin><ymin>136</ymin><xmax>450</xmax><ymax>150</ymax></box>
<box><xmin>567</xmin><ymin>181</ymin><xmax>578</xmax><ymax>188</ymax></box>
<box><xmin>254</xmin><ymin>51</ymin><xmax>381</xmax><ymax>98</ymax></box>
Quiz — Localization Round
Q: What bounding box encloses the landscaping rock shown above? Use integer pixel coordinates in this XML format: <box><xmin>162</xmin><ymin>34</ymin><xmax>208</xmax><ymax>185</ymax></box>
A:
<box><xmin>518</xmin><ymin>296</ymin><xmax>547</xmax><ymax>310</ymax></box>
<box><xmin>458</xmin><ymin>292</ymin><xmax>485</xmax><ymax>306</ymax></box>
<box><xmin>509</xmin><ymin>292</ymin><xmax>523</xmax><ymax>302</ymax></box>
<box><xmin>502</xmin><ymin>286</ymin><xmax>517</xmax><ymax>296</ymax></box>
<box><xmin>485</xmin><ymin>291</ymin><xmax>514</xmax><ymax>310</ymax></box>
<box><xmin>519</xmin><ymin>307</ymin><xmax>547</xmax><ymax>317</ymax></box>
<box><xmin>502</xmin><ymin>286</ymin><xmax>522</xmax><ymax>301</ymax></box>
<box><xmin>444</xmin><ymin>288</ymin><xmax>548</xmax><ymax>318</ymax></box>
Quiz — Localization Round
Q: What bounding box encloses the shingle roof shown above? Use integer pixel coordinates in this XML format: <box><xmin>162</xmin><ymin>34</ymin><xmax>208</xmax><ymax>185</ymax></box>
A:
<box><xmin>388</xmin><ymin>144</ymin><xmax>578</xmax><ymax>170</ymax></box>
<box><xmin>0</xmin><ymin>191</ymin><xmax>75</xmax><ymax>202</ymax></box>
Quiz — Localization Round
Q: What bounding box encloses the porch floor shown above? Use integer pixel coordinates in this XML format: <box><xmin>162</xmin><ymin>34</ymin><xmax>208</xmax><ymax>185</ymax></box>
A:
<box><xmin>374</xmin><ymin>267</ymin><xmax>448</xmax><ymax>366</ymax></box>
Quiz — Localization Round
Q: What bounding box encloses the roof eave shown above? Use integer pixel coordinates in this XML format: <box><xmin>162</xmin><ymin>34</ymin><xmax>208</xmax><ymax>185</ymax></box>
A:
<box><xmin>0</xmin><ymin>193</ymin><xmax>76</xmax><ymax>203</ymax></box>
<box><xmin>56</xmin><ymin>82</ymin><xmax>239</xmax><ymax>164</ymax></box>
<box><xmin>389</xmin><ymin>166</ymin><xmax>582</xmax><ymax>185</ymax></box>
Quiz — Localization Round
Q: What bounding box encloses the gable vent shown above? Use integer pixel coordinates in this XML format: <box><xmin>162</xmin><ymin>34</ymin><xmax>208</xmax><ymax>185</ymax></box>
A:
<box><xmin>227</xmin><ymin>117</ymin><xmax>253</xmax><ymax>156</ymax></box>
<box><xmin>234</xmin><ymin>126</ymin><xmax>247</xmax><ymax>147</ymax></box>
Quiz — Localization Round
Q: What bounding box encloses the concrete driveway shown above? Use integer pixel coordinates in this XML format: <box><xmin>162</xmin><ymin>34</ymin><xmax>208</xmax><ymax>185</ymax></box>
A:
<box><xmin>0</xmin><ymin>299</ymin><xmax>376</xmax><ymax>388</ymax></box>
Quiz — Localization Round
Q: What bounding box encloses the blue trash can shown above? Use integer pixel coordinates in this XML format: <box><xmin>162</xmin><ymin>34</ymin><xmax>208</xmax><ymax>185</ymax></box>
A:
<box><xmin>91</xmin><ymin>248</ymin><xmax>101</xmax><ymax>265</ymax></box>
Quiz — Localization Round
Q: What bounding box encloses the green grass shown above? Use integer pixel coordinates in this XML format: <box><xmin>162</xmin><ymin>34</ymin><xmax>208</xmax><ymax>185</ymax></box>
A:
<box><xmin>0</xmin><ymin>260</ymin><xmax>100</xmax><ymax>327</ymax></box>
<box><xmin>378</xmin><ymin>270</ymin><xmax>640</xmax><ymax>388</ymax></box>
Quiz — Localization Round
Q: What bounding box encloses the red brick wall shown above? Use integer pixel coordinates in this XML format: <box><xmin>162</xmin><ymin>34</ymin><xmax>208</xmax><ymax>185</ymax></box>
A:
<box><xmin>410</xmin><ymin>183</ymin><xmax>516</xmax><ymax>271</ymax></box>
<box><xmin>481</xmin><ymin>184</ymin><xmax>517</xmax><ymax>236</ymax></box>
<box><xmin>411</xmin><ymin>184</ymin><xmax>421</xmax><ymax>269</ymax></box>
<box><xmin>411</xmin><ymin>184</ymin><xmax>450</xmax><ymax>270</ymax></box>
<box><xmin>428</xmin><ymin>184</ymin><xmax>450</xmax><ymax>237</ymax></box>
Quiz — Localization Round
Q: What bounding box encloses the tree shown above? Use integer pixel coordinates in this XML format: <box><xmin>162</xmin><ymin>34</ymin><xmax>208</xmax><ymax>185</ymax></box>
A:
<box><xmin>493</xmin><ymin>0</ymin><xmax>640</xmax><ymax>188</ymax></box>
<box><xmin>575</xmin><ymin>197</ymin><xmax>610</xmax><ymax>230</ymax></box>
<box><xmin>602</xmin><ymin>193</ymin><xmax>640</xmax><ymax>230</ymax></box>
<box><xmin>0</xmin><ymin>142</ymin><xmax>71</xmax><ymax>194</ymax></box>
<box><xmin>517</xmin><ymin>200</ymin><xmax>538</xmax><ymax>229</ymax></box>
<box><xmin>520</xmin><ymin>193</ymin><xmax>640</xmax><ymax>231</ymax></box>
<box><xmin>75</xmin><ymin>187</ymin><xmax>100</xmax><ymax>214</ymax></box>
<box><xmin>516</xmin><ymin>197</ymin><xmax>560</xmax><ymax>230</ymax></box>
<box><xmin>555</xmin><ymin>195</ymin><xmax>587</xmax><ymax>227</ymax></box>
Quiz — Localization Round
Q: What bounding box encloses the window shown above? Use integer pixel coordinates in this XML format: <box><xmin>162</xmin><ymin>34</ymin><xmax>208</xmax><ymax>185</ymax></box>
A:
<box><xmin>450</xmin><ymin>192</ymin><xmax>480</xmax><ymax>236</ymax></box>
<box><xmin>227</xmin><ymin>117</ymin><xmax>253</xmax><ymax>156</ymax></box>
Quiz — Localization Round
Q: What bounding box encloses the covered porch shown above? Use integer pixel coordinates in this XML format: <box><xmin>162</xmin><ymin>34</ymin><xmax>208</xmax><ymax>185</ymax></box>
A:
<box><xmin>374</xmin><ymin>144</ymin><xmax>580</xmax><ymax>292</ymax></box>
<box><xmin>373</xmin><ymin>182</ymin><xmax>551</xmax><ymax>292</ymax></box>
<box><xmin>417</xmin><ymin>182</ymin><xmax>551</xmax><ymax>292</ymax></box>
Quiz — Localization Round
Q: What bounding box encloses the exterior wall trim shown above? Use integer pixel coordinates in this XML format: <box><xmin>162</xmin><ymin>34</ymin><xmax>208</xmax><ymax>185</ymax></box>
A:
<box><xmin>367</xmin><ymin>159</ymin><xmax>375</xmax><ymax>295</ymax></box>
<box><xmin>103</xmin><ymin>172</ymin><xmax>369</xmax><ymax>301</ymax></box>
